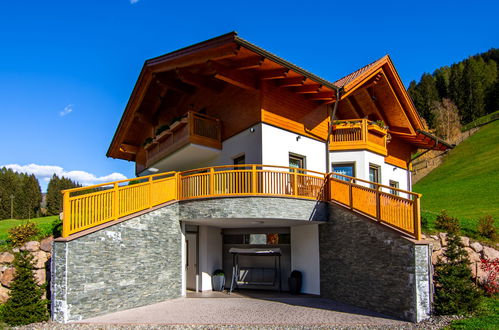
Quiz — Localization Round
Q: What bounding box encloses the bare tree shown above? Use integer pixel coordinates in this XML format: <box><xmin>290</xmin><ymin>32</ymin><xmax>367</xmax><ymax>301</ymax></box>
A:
<box><xmin>431</xmin><ymin>98</ymin><xmax>462</xmax><ymax>143</ymax></box>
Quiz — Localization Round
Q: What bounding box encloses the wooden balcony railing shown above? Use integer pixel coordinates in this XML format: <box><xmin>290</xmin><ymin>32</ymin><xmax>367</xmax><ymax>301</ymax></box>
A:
<box><xmin>330</xmin><ymin>119</ymin><xmax>387</xmax><ymax>155</ymax></box>
<box><xmin>61</xmin><ymin>165</ymin><xmax>421</xmax><ymax>240</ymax></box>
<box><xmin>145</xmin><ymin>111</ymin><xmax>221</xmax><ymax>167</ymax></box>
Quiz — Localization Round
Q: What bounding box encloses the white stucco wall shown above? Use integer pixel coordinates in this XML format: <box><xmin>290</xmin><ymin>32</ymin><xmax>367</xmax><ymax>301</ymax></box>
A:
<box><xmin>290</xmin><ymin>224</ymin><xmax>320</xmax><ymax>295</ymax></box>
<box><xmin>198</xmin><ymin>226</ymin><xmax>223</xmax><ymax>291</ymax></box>
<box><xmin>261</xmin><ymin>124</ymin><xmax>327</xmax><ymax>173</ymax></box>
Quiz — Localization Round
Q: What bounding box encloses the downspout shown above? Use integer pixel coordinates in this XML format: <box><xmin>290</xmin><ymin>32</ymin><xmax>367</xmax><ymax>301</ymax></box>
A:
<box><xmin>325</xmin><ymin>87</ymin><xmax>342</xmax><ymax>173</ymax></box>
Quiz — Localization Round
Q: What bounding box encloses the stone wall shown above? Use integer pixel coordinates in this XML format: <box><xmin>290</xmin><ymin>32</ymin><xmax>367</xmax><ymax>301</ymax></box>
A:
<box><xmin>0</xmin><ymin>237</ymin><xmax>52</xmax><ymax>303</ymax></box>
<box><xmin>52</xmin><ymin>203</ymin><xmax>182</xmax><ymax>323</ymax></box>
<box><xmin>319</xmin><ymin>204</ymin><xmax>431</xmax><ymax>322</ymax></box>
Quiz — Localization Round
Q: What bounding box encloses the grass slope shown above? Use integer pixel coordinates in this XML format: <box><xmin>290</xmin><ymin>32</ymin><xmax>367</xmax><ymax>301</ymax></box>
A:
<box><xmin>448</xmin><ymin>296</ymin><xmax>499</xmax><ymax>329</ymax></box>
<box><xmin>0</xmin><ymin>216</ymin><xmax>58</xmax><ymax>241</ymax></box>
<box><xmin>414</xmin><ymin>120</ymin><xmax>499</xmax><ymax>236</ymax></box>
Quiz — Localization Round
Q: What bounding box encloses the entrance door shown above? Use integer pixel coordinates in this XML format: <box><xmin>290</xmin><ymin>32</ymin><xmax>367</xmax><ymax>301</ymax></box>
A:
<box><xmin>185</xmin><ymin>233</ymin><xmax>198</xmax><ymax>291</ymax></box>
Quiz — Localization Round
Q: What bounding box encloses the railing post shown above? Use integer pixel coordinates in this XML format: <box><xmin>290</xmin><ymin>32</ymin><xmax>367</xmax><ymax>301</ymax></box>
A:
<box><xmin>209</xmin><ymin>167</ymin><xmax>215</xmax><ymax>195</ymax></box>
<box><xmin>362</xmin><ymin>119</ymin><xmax>368</xmax><ymax>142</ymax></box>
<box><xmin>413</xmin><ymin>195</ymin><xmax>422</xmax><ymax>240</ymax></box>
<box><xmin>148</xmin><ymin>176</ymin><xmax>153</xmax><ymax>208</ymax></box>
<box><xmin>175</xmin><ymin>172</ymin><xmax>180</xmax><ymax>200</ymax></box>
<box><xmin>113</xmin><ymin>183</ymin><xmax>119</xmax><ymax>220</ymax></box>
<box><xmin>62</xmin><ymin>191</ymin><xmax>70</xmax><ymax>238</ymax></box>
<box><xmin>293</xmin><ymin>169</ymin><xmax>298</xmax><ymax>197</ymax></box>
<box><xmin>375</xmin><ymin>184</ymin><xmax>381</xmax><ymax>221</ymax></box>
<box><xmin>252</xmin><ymin>165</ymin><xmax>257</xmax><ymax>194</ymax></box>
<box><xmin>349</xmin><ymin>178</ymin><xmax>354</xmax><ymax>210</ymax></box>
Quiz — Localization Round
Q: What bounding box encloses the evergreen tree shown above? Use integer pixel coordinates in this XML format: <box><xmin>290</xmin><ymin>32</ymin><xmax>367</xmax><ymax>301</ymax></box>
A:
<box><xmin>434</xmin><ymin>231</ymin><xmax>481</xmax><ymax>315</ymax></box>
<box><xmin>1</xmin><ymin>251</ymin><xmax>48</xmax><ymax>325</ymax></box>
<box><xmin>0</xmin><ymin>168</ymin><xmax>43</xmax><ymax>220</ymax></box>
<box><xmin>46</xmin><ymin>175</ymin><xmax>80</xmax><ymax>215</ymax></box>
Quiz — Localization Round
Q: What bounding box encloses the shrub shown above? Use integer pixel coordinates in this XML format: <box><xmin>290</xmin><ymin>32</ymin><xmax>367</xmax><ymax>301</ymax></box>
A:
<box><xmin>477</xmin><ymin>215</ymin><xmax>497</xmax><ymax>240</ymax></box>
<box><xmin>433</xmin><ymin>231</ymin><xmax>481</xmax><ymax>315</ymax></box>
<box><xmin>7</xmin><ymin>222</ymin><xmax>39</xmax><ymax>247</ymax></box>
<box><xmin>480</xmin><ymin>258</ymin><xmax>499</xmax><ymax>296</ymax></box>
<box><xmin>1</xmin><ymin>251</ymin><xmax>48</xmax><ymax>325</ymax></box>
<box><xmin>435</xmin><ymin>210</ymin><xmax>461</xmax><ymax>234</ymax></box>
<box><xmin>212</xmin><ymin>269</ymin><xmax>224</xmax><ymax>276</ymax></box>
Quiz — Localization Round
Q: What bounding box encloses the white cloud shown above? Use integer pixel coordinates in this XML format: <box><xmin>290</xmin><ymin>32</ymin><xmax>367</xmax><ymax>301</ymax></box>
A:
<box><xmin>130</xmin><ymin>0</ymin><xmax>139</xmax><ymax>4</ymax></box>
<box><xmin>59</xmin><ymin>104</ymin><xmax>73</xmax><ymax>116</ymax></box>
<box><xmin>2</xmin><ymin>163</ymin><xmax>127</xmax><ymax>188</ymax></box>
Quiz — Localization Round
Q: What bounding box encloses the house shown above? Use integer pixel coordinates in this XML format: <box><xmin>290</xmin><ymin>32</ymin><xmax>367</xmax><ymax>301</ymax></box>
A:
<box><xmin>51</xmin><ymin>32</ymin><xmax>451</xmax><ymax>323</ymax></box>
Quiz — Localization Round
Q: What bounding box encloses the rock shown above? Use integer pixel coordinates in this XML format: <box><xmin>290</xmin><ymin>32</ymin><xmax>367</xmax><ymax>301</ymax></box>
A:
<box><xmin>432</xmin><ymin>249</ymin><xmax>446</xmax><ymax>265</ymax></box>
<box><xmin>430</xmin><ymin>235</ymin><xmax>439</xmax><ymax>241</ymax></box>
<box><xmin>32</xmin><ymin>251</ymin><xmax>49</xmax><ymax>269</ymax></box>
<box><xmin>40</xmin><ymin>236</ymin><xmax>54</xmax><ymax>252</ymax></box>
<box><xmin>460</xmin><ymin>236</ymin><xmax>470</xmax><ymax>247</ymax></box>
<box><xmin>21</xmin><ymin>241</ymin><xmax>40</xmax><ymax>252</ymax></box>
<box><xmin>465</xmin><ymin>247</ymin><xmax>481</xmax><ymax>263</ymax></box>
<box><xmin>439</xmin><ymin>233</ymin><xmax>448</xmax><ymax>246</ymax></box>
<box><xmin>0</xmin><ymin>252</ymin><xmax>14</xmax><ymax>264</ymax></box>
<box><xmin>1</xmin><ymin>268</ymin><xmax>15</xmax><ymax>287</ymax></box>
<box><xmin>0</xmin><ymin>286</ymin><xmax>10</xmax><ymax>303</ymax></box>
<box><xmin>482</xmin><ymin>246</ymin><xmax>499</xmax><ymax>260</ymax></box>
<box><xmin>432</xmin><ymin>241</ymin><xmax>442</xmax><ymax>251</ymax></box>
<box><xmin>34</xmin><ymin>269</ymin><xmax>46</xmax><ymax>285</ymax></box>
<box><xmin>421</xmin><ymin>234</ymin><xmax>427</xmax><ymax>239</ymax></box>
<box><xmin>12</xmin><ymin>248</ymin><xmax>19</xmax><ymax>253</ymax></box>
<box><xmin>470</xmin><ymin>242</ymin><xmax>483</xmax><ymax>253</ymax></box>
<box><xmin>470</xmin><ymin>262</ymin><xmax>488</xmax><ymax>284</ymax></box>
<box><xmin>0</xmin><ymin>265</ymin><xmax>7</xmax><ymax>273</ymax></box>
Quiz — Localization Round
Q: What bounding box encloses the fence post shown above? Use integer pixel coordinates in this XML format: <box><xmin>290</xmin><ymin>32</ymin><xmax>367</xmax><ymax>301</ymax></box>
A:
<box><xmin>293</xmin><ymin>169</ymin><xmax>298</xmax><ymax>197</ymax></box>
<box><xmin>375</xmin><ymin>185</ymin><xmax>381</xmax><ymax>221</ymax></box>
<box><xmin>175</xmin><ymin>172</ymin><xmax>180</xmax><ymax>200</ymax></box>
<box><xmin>413</xmin><ymin>195</ymin><xmax>422</xmax><ymax>240</ymax></box>
<box><xmin>349</xmin><ymin>178</ymin><xmax>354</xmax><ymax>210</ymax></box>
<box><xmin>252</xmin><ymin>165</ymin><xmax>257</xmax><ymax>194</ymax></box>
<box><xmin>62</xmin><ymin>191</ymin><xmax>70</xmax><ymax>238</ymax></box>
<box><xmin>113</xmin><ymin>183</ymin><xmax>119</xmax><ymax>220</ymax></box>
<box><xmin>209</xmin><ymin>167</ymin><xmax>215</xmax><ymax>195</ymax></box>
<box><xmin>148</xmin><ymin>176</ymin><xmax>153</xmax><ymax>208</ymax></box>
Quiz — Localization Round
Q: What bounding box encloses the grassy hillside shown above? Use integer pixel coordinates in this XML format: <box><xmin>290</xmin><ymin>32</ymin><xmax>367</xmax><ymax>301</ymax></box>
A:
<box><xmin>0</xmin><ymin>216</ymin><xmax>58</xmax><ymax>241</ymax></box>
<box><xmin>414</xmin><ymin>120</ymin><xmax>499</xmax><ymax>237</ymax></box>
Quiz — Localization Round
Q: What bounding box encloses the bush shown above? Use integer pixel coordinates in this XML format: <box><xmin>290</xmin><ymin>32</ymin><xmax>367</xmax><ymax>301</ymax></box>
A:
<box><xmin>1</xmin><ymin>251</ymin><xmax>48</xmax><ymax>325</ymax></box>
<box><xmin>435</xmin><ymin>210</ymin><xmax>461</xmax><ymax>234</ymax></box>
<box><xmin>477</xmin><ymin>215</ymin><xmax>497</xmax><ymax>240</ymax></box>
<box><xmin>480</xmin><ymin>258</ymin><xmax>499</xmax><ymax>296</ymax></box>
<box><xmin>7</xmin><ymin>222</ymin><xmax>39</xmax><ymax>247</ymax></box>
<box><xmin>433</xmin><ymin>231</ymin><xmax>481</xmax><ymax>315</ymax></box>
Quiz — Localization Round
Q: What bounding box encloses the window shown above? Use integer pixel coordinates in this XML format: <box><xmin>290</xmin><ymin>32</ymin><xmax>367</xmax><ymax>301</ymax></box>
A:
<box><xmin>369</xmin><ymin>164</ymin><xmax>380</xmax><ymax>189</ymax></box>
<box><xmin>233</xmin><ymin>154</ymin><xmax>245</xmax><ymax>166</ymax></box>
<box><xmin>332</xmin><ymin>163</ymin><xmax>355</xmax><ymax>181</ymax></box>
<box><xmin>223</xmin><ymin>233</ymin><xmax>291</xmax><ymax>245</ymax></box>
<box><xmin>389</xmin><ymin>180</ymin><xmax>399</xmax><ymax>195</ymax></box>
<box><xmin>289</xmin><ymin>153</ymin><xmax>305</xmax><ymax>171</ymax></box>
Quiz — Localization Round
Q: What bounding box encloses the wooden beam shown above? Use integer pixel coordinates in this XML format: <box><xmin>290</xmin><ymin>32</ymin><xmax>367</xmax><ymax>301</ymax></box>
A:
<box><xmin>276</xmin><ymin>76</ymin><xmax>306</xmax><ymax>87</ymax></box>
<box><xmin>154</xmin><ymin>73</ymin><xmax>196</xmax><ymax>94</ymax></box>
<box><xmin>176</xmin><ymin>69</ymin><xmax>224</xmax><ymax>92</ymax></box>
<box><xmin>293</xmin><ymin>84</ymin><xmax>322</xmax><ymax>94</ymax></box>
<box><xmin>259</xmin><ymin>68</ymin><xmax>289</xmax><ymax>80</ymax></box>
<box><xmin>306</xmin><ymin>91</ymin><xmax>334</xmax><ymax>100</ymax></box>
<box><xmin>361</xmin><ymin>87</ymin><xmax>389</xmax><ymax>124</ymax></box>
<box><xmin>209</xmin><ymin>61</ymin><xmax>258</xmax><ymax>91</ymax></box>
<box><xmin>119</xmin><ymin>143</ymin><xmax>139</xmax><ymax>154</ymax></box>
<box><xmin>344</xmin><ymin>97</ymin><xmax>362</xmax><ymax>118</ymax></box>
<box><xmin>231</xmin><ymin>56</ymin><xmax>265</xmax><ymax>70</ymax></box>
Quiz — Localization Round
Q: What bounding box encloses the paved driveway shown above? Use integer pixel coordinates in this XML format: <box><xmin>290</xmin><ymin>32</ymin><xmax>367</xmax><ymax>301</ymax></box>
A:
<box><xmin>79</xmin><ymin>291</ymin><xmax>410</xmax><ymax>327</ymax></box>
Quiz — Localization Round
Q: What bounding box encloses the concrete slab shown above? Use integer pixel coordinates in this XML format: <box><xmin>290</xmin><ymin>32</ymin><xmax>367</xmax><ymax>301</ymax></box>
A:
<box><xmin>78</xmin><ymin>292</ymin><xmax>410</xmax><ymax>326</ymax></box>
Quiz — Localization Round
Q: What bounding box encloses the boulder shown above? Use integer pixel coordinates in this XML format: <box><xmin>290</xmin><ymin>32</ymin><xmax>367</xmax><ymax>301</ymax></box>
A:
<box><xmin>34</xmin><ymin>269</ymin><xmax>46</xmax><ymax>285</ymax></box>
<box><xmin>1</xmin><ymin>268</ymin><xmax>15</xmax><ymax>288</ymax></box>
<box><xmin>432</xmin><ymin>249</ymin><xmax>446</xmax><ymax>265</ymax></box>
<box><xmin>430</xmin><ymin>235</ymin><xmax>439</xmax><ymax>241</ymax></box>
<box><xmin>432</xmin><ymin>241</ymin><xmax>442</xmax><ymax>251</ymax></box>
<box><xmin>40</xmin><ymin>236</ymin><xmax>54</xmax><ymax>252</ymax></box>
<box><xmin>0</xmin><ymin>252</ymin><xmax>14</xmax><ymax>264</ymax></box>
<box><xmin>460</xmin><ymin>236</ymin><xmax>470</xmax><ymax>247</ymax></box>
<box><xmin>0</xmin><ymin>286</ymin><xmax>10</xmax><ymax>304</ymax></box>
<box><xmin>32</xmin><ymin>251</ymin><xmax>49</xmax><ymax>269</ymax></box>
<box><xmin>470</xmin><ymin>262</ymin><xmax>489</xmax><ymax>284</ymax></box>
<box><xmin>439</xmin><ymin>232</ymin><xmax>448</xmax><ymax>246</ymax></box>
<box><xmin>482</xmin><ymin>246</ymin><xmax>499</xmax><ymax>260</ymax></box>
<box><xmin>21</xmin><ymin>241</ymin><xmax>40</xmax><ymax>252</ymax></box>
<box><xmin>465</xmin><ymin>247</ymin><xmax>481</xmax><ymax>263</ymax></box>
<box><xmin>470</xmin><ymin>242</ymin><xmax>483</xmax><ymax>253</ymax></box>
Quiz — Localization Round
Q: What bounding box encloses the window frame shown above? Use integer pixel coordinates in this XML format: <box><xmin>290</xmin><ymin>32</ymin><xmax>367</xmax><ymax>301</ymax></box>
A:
<box><xmin>289</xmin><ymin>153</ymin><xmax>306</xmax><ymax>172</ymax></box>
<box><xmin>368</xmin><ymin>163</ymin><xmax>381</xmax><ymax>189</ymax></box>
<box><xmin>389</xmin><ymin>180</ymin><xmax>399</xmax><ymax>196</ymax></box>
<box><xmin>331</xmin><ymin>162</ymin><xmax>356</xmax><ymax>181</ymax></box>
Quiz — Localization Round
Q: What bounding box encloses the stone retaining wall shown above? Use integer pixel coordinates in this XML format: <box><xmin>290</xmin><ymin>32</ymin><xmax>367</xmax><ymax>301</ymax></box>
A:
<box><xmin>319</xmin><ymin>205</ymin><xmax>431</xmax><ymax>322</ymax></box>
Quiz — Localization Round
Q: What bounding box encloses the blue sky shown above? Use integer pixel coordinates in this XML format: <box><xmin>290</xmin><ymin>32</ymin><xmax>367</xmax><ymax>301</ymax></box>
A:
<box><xmin>0</xmin><ymin>0</ymin><xmax>497</xmax><ymax>191</ymax></box>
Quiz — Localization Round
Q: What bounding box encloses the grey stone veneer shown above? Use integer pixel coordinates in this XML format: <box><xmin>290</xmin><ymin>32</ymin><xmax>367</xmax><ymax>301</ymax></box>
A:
<box><xmin>319</xmin><ymin>204</ymin><xmax>431</xmax><ymax>322</ymax></box>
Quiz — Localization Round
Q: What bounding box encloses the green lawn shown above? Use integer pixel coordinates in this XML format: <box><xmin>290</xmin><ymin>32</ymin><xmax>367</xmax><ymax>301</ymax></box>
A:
<box><xmin>448</xmin><ymin>296</ymin><xmax>499</xmax><ymax>329</ymax></box>
<box><xmin>414</xmin><ymin>120</ymin><xmax>499</xmax><ymax>238</ymax></box>
<box><xmin>0</xmin><ymin>216</ymin><xmax>58</xmax><ymax>241</ymax></box>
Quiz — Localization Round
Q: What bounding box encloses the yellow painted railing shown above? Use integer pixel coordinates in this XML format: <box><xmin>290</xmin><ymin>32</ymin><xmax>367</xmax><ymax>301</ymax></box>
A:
<box><xmin>330</xmin><ymin>119</ymin><xmax>388</xmax><ymax>155</ymax></box>
<box><xmin>328</xmin><ymin>172</ymin><xmax>421</xmax><ymax>239</ymax></box>
<box><xmin>61</xmin><ymin>164</ymin><xmax>421</xmax><ymax>240</ymax></box>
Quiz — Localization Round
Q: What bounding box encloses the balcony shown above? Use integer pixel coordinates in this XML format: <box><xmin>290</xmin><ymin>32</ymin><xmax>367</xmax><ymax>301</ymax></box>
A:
<box><xmin>142</xmin><ymin>111</ymin><xmax>222</xmax><ymax>170</ymax></box>
<box><xmin>330</xmin><ymin>119</ymin><xmax>387</xmax><ymax>155</ymax></box>
<box><xmin>61</xmin><ymin>165</ymin><xmax>422</xmax><ymax>241</ymax></box>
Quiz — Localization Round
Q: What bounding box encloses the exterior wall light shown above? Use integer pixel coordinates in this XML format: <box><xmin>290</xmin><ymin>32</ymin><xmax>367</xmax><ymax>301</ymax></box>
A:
<box><xmin>296</xmin><ymin>136</ymin><xmax>301</xmax><ymax>141</ymax></box>
<box><xmin>250</xmin><ymin>127</ymin><xmax>255</xmax><ymax>133</ymax></box>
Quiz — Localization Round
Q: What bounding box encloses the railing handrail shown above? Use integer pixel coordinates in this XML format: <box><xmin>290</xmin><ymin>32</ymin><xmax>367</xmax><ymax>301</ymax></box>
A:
<box><xmin>189</xmin><ymin>110</ymin><xmax>220</xmax><ymax>123</ymax></box>
<box><xmin>179</xmin><ymin>164</ymin><xmax>326</xmax><ymax>177</ymax></box>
